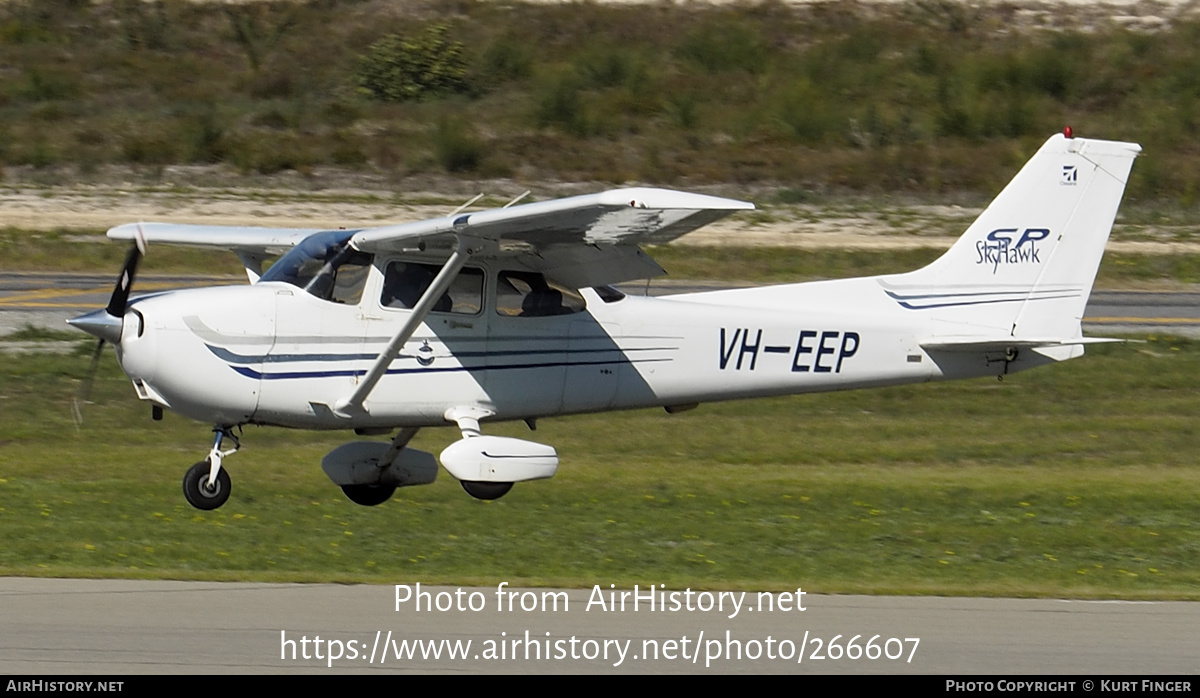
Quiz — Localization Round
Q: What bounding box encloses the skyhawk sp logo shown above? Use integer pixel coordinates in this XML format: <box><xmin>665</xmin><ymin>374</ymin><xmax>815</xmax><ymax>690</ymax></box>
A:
<box><xmin>976</xmin><ymin>228</ymin><xmax>1050</xmax><ymax>274</ymax></box>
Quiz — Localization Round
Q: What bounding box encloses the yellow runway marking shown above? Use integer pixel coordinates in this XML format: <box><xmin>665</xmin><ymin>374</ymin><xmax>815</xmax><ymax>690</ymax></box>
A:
<box><xmin>0</xmin><ymin>288</ymin><xmax>104</xmax><ymax>306</ymax></box>
<box><xmin>0</xmin><ymin>282</ymin><xmax>211</xmax><ymax>307</ymax></box>
<box><xmin>2</xmin><ymin>302</ymin><xmax>105</xmax><ymax>308</ymax></box>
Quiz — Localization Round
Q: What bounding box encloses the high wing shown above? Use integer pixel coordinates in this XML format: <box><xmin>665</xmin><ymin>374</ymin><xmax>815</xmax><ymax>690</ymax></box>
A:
<box><xmin>107</xmin><ymin>222</ymin><xmax>323</xmax><ymax>251</ymax></box>
<box><xmin>353</xmin><ymin>187</ymin><xmax>753</xmax><ymax>250</ymax></box>
<box><xmin>108</xmin><ymin>223</ymin><xmax>334</xmax><ymax>282</ymax></box>
<box><xmin>352</xmin><ymin>187</ymin><xmax>753</xmax><ymax>287</ymax></box>
<box><xmin>108</xmin><ymin>187</ymin><xmax>754</xmax><ymax>287</ymax></box>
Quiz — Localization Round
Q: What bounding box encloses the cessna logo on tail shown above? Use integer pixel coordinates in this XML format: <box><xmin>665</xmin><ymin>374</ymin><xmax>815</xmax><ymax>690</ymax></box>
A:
<box><xmin>976</xmin><ymin>228</ymin><xmax>1051</xmax><ymax>274</ymax></box>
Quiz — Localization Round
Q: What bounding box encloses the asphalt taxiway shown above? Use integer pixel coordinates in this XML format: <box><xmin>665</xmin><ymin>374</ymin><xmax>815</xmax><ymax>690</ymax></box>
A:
<box><xmin>1</xmin><ymin>578</ymin><xmax>1196</xmax><ymax>674</ymax></box>
<box><xmin>2</xmin><ymin>273</ymin><xmax>1199</xmax><ymax>338</ymax></box>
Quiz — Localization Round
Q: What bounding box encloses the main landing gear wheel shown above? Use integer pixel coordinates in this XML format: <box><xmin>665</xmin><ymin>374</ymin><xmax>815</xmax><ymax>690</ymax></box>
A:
<box><xmin>183</xmin><ymin>460</ymin><xmax>231</xmax><ymax>510</ymax></box>
<box><xmin>460</xmin><ymin>481</ymin><xmax>513</xmax><ymax>500</ymax></box>
<box><xmin>341</xmin><ymin>484</ymin><xmax>397</xmax><ymax>506</ymax></box>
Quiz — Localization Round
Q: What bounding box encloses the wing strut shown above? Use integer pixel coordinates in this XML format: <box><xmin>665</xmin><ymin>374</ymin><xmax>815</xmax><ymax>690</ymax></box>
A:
<box><xmin>333</xmin><ymin>236</ymin><xmax>476</xmax><ymax>417</ymax></box>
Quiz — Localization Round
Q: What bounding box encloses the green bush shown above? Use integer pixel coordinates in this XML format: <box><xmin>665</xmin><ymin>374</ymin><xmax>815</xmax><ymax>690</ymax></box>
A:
<box><xmin>225</xmin><ymin>132</ymin><xmax>317</xmax><ymax>175</ymax></box>
<box><xmin>16</xmin><ymin>68</ymin><xmax>81</xmax><ymax>102</ymax></box>
<box><xmin>9</xmin><ymin>135</ymin><xmax>59</xmax><ymax>168</ymax></box>
<box><xmin>356</xmin><ymin>23</ymin><xmax>469</xmax><ymax>102</ymax></box>
<box><xmin>112</xmin><ymin>0</ymin><xmax>175</xmax><ymax>51</ymax></box>
<box><xmin>534</xmin><ymin>73</ymin><xmax>590</xmax><ymax>137</ymax></box>
<box><xmin>778</xmin><ymin>80</ymin><xmax>842</xmax><ymax>146</ymax></box>
<box><xmin>329</xmin><ymin>132</ymin><xmax>367</xmax><ymax>167</ymax></box>
<box><xmin>676</xmin><ymin>20</ymin><xmax>768</xmax><ymax>74</ymax></box>
<box><xmin>481</xmin><ymin>37</ymin><xmax>533</xmax><ymax>82</ymax></box>
<box><xmin>666</xmin><ymin>94</ymin><xmax>699</xmax><ymax>130</ymax></box>
<box><xmin>180</xmin><ymin>108</ymin><xmax>228</xmax><ymax>164</ymax></box>
<box><xmin>434</xmin><ymin>118</ymin><xmax>484</xmax><ymax>173</ymax></box>
<box><xmin>320</xmin><ymin>101</ymin><xmax>361</xmax><ymax>128</ymax></box>
<box><xmin>121</xmin><ymin>130</ymin><xmax>178</xmax><ymax>165</ymax></box>
<box><xmin>574</xmin><ymin>48</ymin><xmax>631</xmax><ymax>89</ymax></box>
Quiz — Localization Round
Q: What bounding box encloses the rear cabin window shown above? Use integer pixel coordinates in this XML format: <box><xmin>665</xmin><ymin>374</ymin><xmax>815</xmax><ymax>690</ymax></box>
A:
<box><xmin>495</xmin><ymin>271</ymin><xmax>585</xmax><ymax>317</ymax></box>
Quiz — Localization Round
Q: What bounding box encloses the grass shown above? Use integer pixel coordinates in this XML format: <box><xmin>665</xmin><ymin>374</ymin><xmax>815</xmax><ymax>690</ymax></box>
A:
<box><xmin>1</xmin><ymin>338</ymin><xmax>1197</xmax><ymax>597</ymax></box>
<box><xmin>0</xmin><ymin>324</ymin><xmax>84</xmax><ymax>342</ymax></box>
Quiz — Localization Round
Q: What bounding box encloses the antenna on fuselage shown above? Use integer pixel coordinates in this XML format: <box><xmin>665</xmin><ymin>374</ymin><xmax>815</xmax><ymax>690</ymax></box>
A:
<box><xmin>503</xmin><ymin>191</ymin><xmax>531</xmax><ymax>208</ymax></box>
<box><xmin>447</xmin><ymin>193</ymin><xmax>484</xmax><ymax>217</ymax></box>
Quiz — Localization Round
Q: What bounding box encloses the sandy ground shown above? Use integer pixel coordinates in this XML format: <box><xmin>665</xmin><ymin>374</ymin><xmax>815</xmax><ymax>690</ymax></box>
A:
<box><xmin>2</xmin><ymin>180</ymin><xmax>1197</xmax><ymax>254</ymax></box>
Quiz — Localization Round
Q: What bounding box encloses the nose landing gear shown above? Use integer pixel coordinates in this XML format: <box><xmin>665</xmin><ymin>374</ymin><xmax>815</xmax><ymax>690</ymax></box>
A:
<box><xmin>182</xmin><ymin>427</ymin><xmax>239</xmax><ymax>510</ymax></box>
<box><xmin>183</xmin><ymin>461</ymin><xmax>231</xmax><ymax>510</ymax></box>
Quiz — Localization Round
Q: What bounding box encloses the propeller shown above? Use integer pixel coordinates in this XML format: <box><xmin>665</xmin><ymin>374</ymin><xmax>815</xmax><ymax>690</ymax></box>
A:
<box><xmin>69</xmin><ymin>226</ymin><xmax>146</xmax><ymax>425</ymax></box>
<box><xmin>106</xmin><ymin>240</ymin><xmax>143</xmax><ymax>318</ymax></box>
<box><xmin>71</xmin><ymin>338</ymin><xmax>106</xmax><ymax>426</ymax></box>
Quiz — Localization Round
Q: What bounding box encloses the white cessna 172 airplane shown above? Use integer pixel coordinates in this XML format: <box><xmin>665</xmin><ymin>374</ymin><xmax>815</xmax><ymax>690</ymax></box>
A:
<box><xmin>69</xmin><ymin>132</ymin><xmax>1139</xmax><ymax>510</ymax></box>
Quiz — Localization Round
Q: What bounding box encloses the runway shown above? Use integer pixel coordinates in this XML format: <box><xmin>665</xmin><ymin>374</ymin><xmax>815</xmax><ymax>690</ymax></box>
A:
<box><xmin>2</xmin><ymin>273</ymin><xmax>1200</xmax><ymax>338</ymax></box>
<box><xmin>1</xmin><ymin>578</ymin><xmax>1196</xmax><ymax>675</ymax></box>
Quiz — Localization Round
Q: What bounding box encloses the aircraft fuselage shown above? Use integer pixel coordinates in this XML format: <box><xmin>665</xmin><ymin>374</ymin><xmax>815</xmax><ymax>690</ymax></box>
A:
<box><xmin>116</xmin><ymin>261</ymin><xmax>1034</xmax><ymax>431</ymax></box>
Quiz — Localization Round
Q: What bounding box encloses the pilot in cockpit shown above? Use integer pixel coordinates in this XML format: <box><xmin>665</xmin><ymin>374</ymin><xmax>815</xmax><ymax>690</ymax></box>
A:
<box><xmin>381</xmin><ymin>262</ymin><xmax>452</xmax><ymax>312</ymax></box>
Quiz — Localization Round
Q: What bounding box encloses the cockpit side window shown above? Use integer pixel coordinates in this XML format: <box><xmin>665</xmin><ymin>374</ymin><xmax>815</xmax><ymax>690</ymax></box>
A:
<box><xmin>259</xmin><ymin>230</ymin><xmax>373</xmax><ymax>304</ymax></box>
<box><xmin>495</xmin><ymin>271</ymin><xmax>585</xmax><ymax>317</ymax></box>
<box><xmin>309</xmin><ymin>246</ymin><xmax>374</xmax><ymax>304</ymax></box>
<box><xmin>380</xmin><ymin>261</ymin><xmax>483</xmax><ymax>315</ymax></box>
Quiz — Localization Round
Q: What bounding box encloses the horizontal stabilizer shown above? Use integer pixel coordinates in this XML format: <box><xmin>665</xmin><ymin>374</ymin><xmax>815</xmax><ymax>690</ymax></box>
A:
<box><xmin>921</xmin><ymin>336</ymin><xmax>1123</xmax><ymax>352</ymax></box>
<box><xmin>922</xmin><ymin>336</ymin><xmax>1122</xmax><ymax>362</ymax></box>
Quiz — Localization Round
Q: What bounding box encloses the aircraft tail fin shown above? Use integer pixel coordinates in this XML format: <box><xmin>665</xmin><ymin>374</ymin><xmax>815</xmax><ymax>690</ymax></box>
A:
<box><xmin>879</xmin><ymin>133</ymin><xmax>1140</xmax><ymax>341</ymax></box>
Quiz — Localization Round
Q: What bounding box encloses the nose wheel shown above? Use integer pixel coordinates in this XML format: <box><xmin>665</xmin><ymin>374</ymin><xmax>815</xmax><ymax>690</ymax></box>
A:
<box><xmin>182</xmin><ymin>426</ymin><xmax>239</xmax><ymax>510</ymax></box>
<box><xmin>183</xmin><ymin>460</ymin><xmax>231</xmax><ymax>510</ymax></box>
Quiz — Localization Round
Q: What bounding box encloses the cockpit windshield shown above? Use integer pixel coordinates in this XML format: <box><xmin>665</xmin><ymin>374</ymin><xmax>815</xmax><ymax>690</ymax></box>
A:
<box><xmin>259</xmin><ymin>230</ymin><xmax>373</xmax><ymax>304</ymax></box>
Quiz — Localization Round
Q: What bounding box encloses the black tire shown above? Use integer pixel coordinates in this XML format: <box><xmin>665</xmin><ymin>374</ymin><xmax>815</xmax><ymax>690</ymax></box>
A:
<box><xmin>341</xmin><ymin>484</ymin><xmax>396</xmax><ymax>506</ymax></box>
<box><xmin>460</xmin><ymin>481</ymin><xmax>513</xmax><ymax>500</ymax></box>
<box><xmin>183</xmin><ymin>460</ymin><xmax>231</xmax><ymax>510</ymax></box>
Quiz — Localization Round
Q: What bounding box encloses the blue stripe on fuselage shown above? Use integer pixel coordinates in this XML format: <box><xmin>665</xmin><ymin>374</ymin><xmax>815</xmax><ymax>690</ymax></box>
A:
<box><xmin>228</xmin><ymin>356</ymin><xmax>670</xmax><ymax>380</ymax></box>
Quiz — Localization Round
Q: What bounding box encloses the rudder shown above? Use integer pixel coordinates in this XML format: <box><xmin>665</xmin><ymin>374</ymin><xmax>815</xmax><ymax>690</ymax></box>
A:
<box><xmin>879</xmin><ymin>133</ymin><xmax>1141</xmax><ymax>340</ymax></box>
